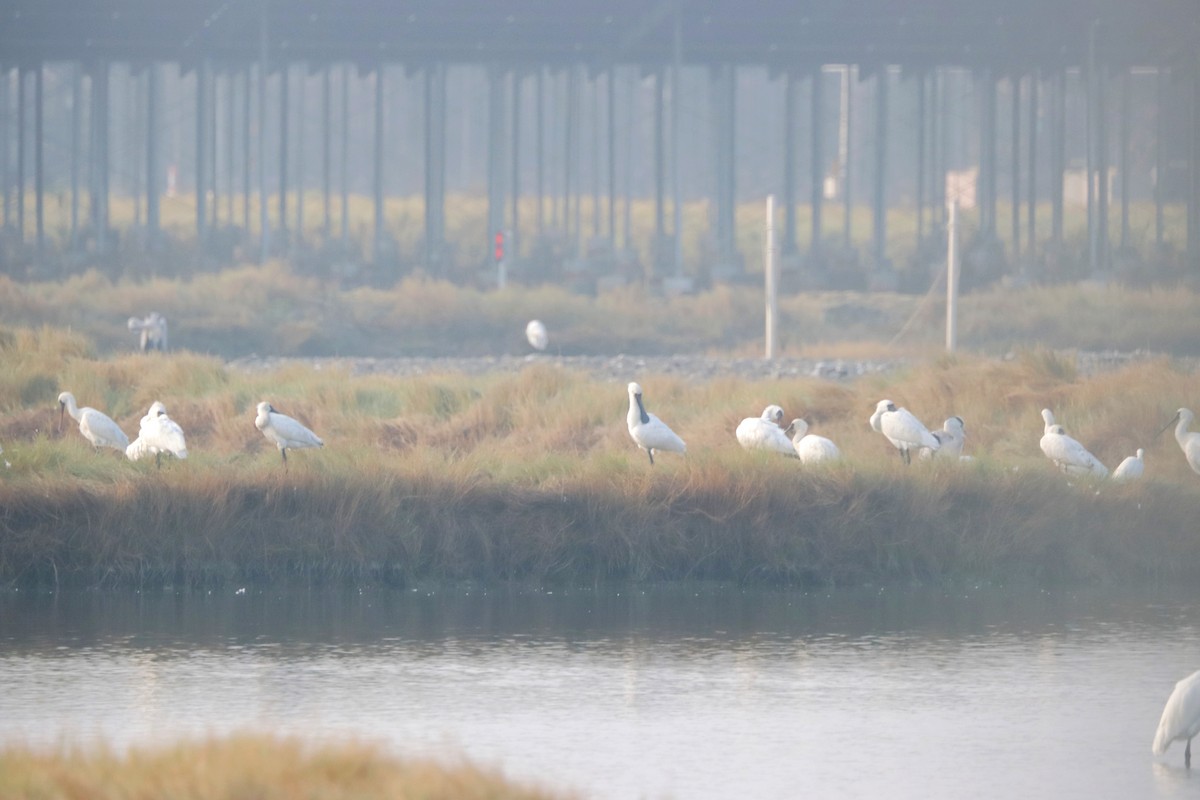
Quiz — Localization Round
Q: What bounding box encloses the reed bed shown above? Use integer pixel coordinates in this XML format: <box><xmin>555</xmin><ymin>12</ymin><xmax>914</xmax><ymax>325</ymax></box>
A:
<box><xmin>4</xmin><ymin>264</ymin><xmax>1200</xmax><ymax>359</ymax></box>
<box><xmin>0</xmin><ymin>734</ymin><xmax>569</xmax><ymax>800</ymax></box>
<box><xmin>1</xmin><ymin>327</ymin><xmax>1199</xmax><ymax>589</ymax></box>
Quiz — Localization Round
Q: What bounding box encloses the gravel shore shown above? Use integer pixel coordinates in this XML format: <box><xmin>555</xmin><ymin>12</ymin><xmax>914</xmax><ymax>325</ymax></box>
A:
<box><xmin>225</xmin><ymin>349</ymin><xmax>1185</xmax><ymax>383</ymax></box>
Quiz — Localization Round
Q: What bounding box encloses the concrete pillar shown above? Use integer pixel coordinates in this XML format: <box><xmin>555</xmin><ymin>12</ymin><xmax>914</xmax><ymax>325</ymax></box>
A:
<box><xmin>16</xmin><ymin>68</ymin><xmax>23</xmax><ymax>243</ymax></box>
<box><xmin>1119</xmin><ymin>69</ymin><xmax>1130</xmax><ymax>250</ymax></box>
<box><xmin>341</xmin><ymin>65</ymin><xmax>349</xmax><ymax>247</ymax></box>
<box><xmin>1051</xmin><ymin>71</ymin><xmax>1065</xmax><ymax>242</ymax></box>
<box><xmin>607</xmin><ymin>67</ymin><xmax>616</xmax><ymax>241</ymax></box>
<box><xmin>654</xmin><ymin>68</ymin><xmax>665</xmax><ymax>238</ymax></box>
<box><xmin>373</xmin><ymin>65</ymin><xmax>384</xmax><ymax>264</ymax></box>
<box><xmin>1156</xmin><ymin>67</ymin><xmax>1167</xmax><ymax>248</ymax></box>
<box><xmin>147</xmin><ymin>64</ymin><xmax>159</xmax><ymax>246</ymax></box>
<box><xmin>34</xmin><ymin>65</ymin><xmax>43</xmax><ymax>256</ymax></box>
<box><xmin>841</xmin><ymin>66</ymin><xmax>853</xmax><ymax>249</ymax></box>
<box><xmin>535</xmin><ymin>68</ymin><xmax>545</xmax><ymax>234</ymax></box>
<box><xmin>1027</xmin><ymin>73</ymin><xmax>1038</xmax><ymax>251</ymax></box>
<box><xmin>979</xmin><ymin>71</ymin><xmax>996</xmax><ymax>236</ymax></box>
<box><xmin>278</xmin><ymin>64</ymin><xmax>289</xmax><ymax>249</ymax></box>
<box><xmin>258</xmin><ymin>8</ymin><xmax>269</xmax><ymax>262</ymax></box>
<box><xmin>872</xmin><ymin>68</ymin><xmax>888</xmax><ymax>270</ymax></box>
<box><xmin>296</xmin><ymin>66</ymin><xmax>305</xmax><ymax>243</ymax></box>
<box><xmin>782</xmin><ymin>72</ymin><xmax>797</xmax><ymax>256</ymax></box>
<box><xmin>809</xmin><ymin>68</ymin><xmax>824</xmax><ymax>262</ymax></box>
<box><xmin>196</xmin><ymin>59</ymin><xmax>208</xmax><ymax>244</ymax></box>
<box><xmin>916</xmin><ymin>71</ymin><xmax>926</xmax><ymax>250</ymax></box>
<box><xmin>511</xmin><ymin>70</ymin><xmax>522</xmax><ymax>257</ymax></box>
<box><xmin>322</xmin><ymin>66</ymin><xmax>331</xmax><ymax>240</ymax></box>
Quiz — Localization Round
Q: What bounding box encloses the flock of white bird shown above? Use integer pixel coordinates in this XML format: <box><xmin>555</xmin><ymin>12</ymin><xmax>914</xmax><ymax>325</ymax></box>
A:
<box><xmin>625</xmin><ymin>383</ymin><xmax>1200</xmax><ymax>483</ymax></box>
<box><xmin>55</xmin><ymin>391</ymin><xmax>323</xmax><ymax>469</ymax></box>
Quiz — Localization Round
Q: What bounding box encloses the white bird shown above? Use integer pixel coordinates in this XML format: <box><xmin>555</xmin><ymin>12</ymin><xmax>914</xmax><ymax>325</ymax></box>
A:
<box><xmin>869</xmin><ymin>399</ymin><xmax>939</xmax><ymax>465</ymax></box>
<box><xmin>786</xmin><ymin>418</ymin><xmax>841</xmax><ymax>464</ymax></box>
<box><xmin>255</xmin><ymin>401</ymin><xmax>324</xmax><ymax>467</ymax></box>
<box><xmin>525</xmin><ymin>319</ymin><xmax>549</xmax><ymax>352</ymax></box>
<box><xmin>1110</xmin><ymin>448</ymin><xmax>1144</xmax><ymax>481</ymax></box>
<box><xmin>626</xmin><ymin>382</ymin><xmax>686</xmax><ymax>465</ymax></box>
<box><xmin>127</xmin><ymin>312</ymin><xmax>168</xmax><ymax>352</ymax></box>
<box><xmin>1039</xmin><ymin>424</ymin><xmax>1108</xmax><ymax>478</ymax></box>
<box><xmin>920</xmin><ymin>416</ymin><xmax>966</xmax><ymax>460</ymax></box>
<box><xmin>126</xmin><ymin>401</ymin><xmax>188</xmax><ymax>467</ymax></box>
<box><xmin>58</xmin><ymin>391</ymin><xmax>129</xmax><ymax>451</ymax></box>
<box><xmin>735</xmin><ymin>405</ymin><xmax>795</xmax><ymax>456</ymax></box>
<box><xmin>1153</xmin><ymin>669</ymin><xmax>1200</xmax><ymax>767</ymax></box>
<box><xmin>1040</xmin><ymin>408</ymin><xmax>1057</xmax><ymax>435</ymax></box>
<box><xmin>1160</xmin><ymin>408</ymin><xmax>1200</xmax><ymax>476</ymax></box>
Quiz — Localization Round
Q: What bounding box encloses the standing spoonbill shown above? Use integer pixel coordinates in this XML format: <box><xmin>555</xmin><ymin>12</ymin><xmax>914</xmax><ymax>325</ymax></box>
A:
<box><xmin>735</xmin><ymin>405</ymin><xmax>795</xmax><ymax>456</ymax></box>
<box><xmin>1110</xmin><ymin>448</ymin><xmax>1144</xmax><ymax>481</ymax></box>
<box><xmin>1153</xmin><ymin>669</ymin><xmax>1200</xmax><ymax>767</ymax></box>
<box><xmin>126</xmin><ymin>401</ymin><xmax>188</xmax><ymax>467</ymax></box>
<box><xmin>920</xmin><ymin>416</ymin><xmax>966</xmax><ymax>460</ymax></box>
<box><xmin>1039</xmin><ymin>424</ymin><xmax>1108</xmax><ymax>478</ymax></box>
<box><xmin>786</xmin><ymin>418</ymin><xmax>841</xmax><ymax>464</ymax></box>
<box><xmin>525</xmin><ymin>319</ymin><xmax>549</xmax><ymax>352</ymax></box>
<box><xmin>1160</xmin><ymin>408</ymin><xmax>1200</xmax><ymax>476</ymax></box>
<box><xmin>127</xmin><ymin>312</ymin><xmax>168</xmax><ymax>352</ymax></box>
<box><xmin>626</xmin><ymin>382</ymin><xmax>686</xmax><ymax>465</ymax></box>
<box><xmin>58</xmin><ymin>391</ymin><xmax>129</xmax><ymax>451</ymax></box>
<box><xmin>255</xmin><ymin>401</ymin><xmax>324</xmax><ymax>467</ymax></box>
<box><xmin>869</xmin><ymin>400</ymin><xmax>939</xmax><ymax>465</ymax></box>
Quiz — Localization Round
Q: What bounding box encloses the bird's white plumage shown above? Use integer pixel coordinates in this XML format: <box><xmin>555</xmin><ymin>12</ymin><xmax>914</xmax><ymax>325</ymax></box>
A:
<box><xmin>870</xmin><ymin>399</ymin><xmax>939</xmax><ymax>463</ymax></box>
<box><xmin>920</xmin><ymin>416</ymin><xmax>965</xmax><ymax>460</ymax></box>
<box><xmin>626</xmin><ymin>382</ymin><xmax>685</xmax><ymax>465</ymax></box>
<box><xmin>525</xmin><ymin>319</ymin><xmax>549</xmax><ymax>351</ymax></box>
<box><xmin>1165</xmin><ymin>408</ymin><xmax>1200</xmax><ymax>476</ymax></box>
<box><xmin>127</xmin><ymin>312</ymin><xmax>168</xmax><ymax>352</ymax></box>
<box><xmin>1111</xmin><ymin>448</ymin><xmax>1144</xmax><ymax>481</ymax></box>
<box><xmin>787</xmin><ymin>419</ymin><xmax>841</xmax><ymax>464</ymax></box>
<box><xmin>1039</xmin><ymin>424</ymin><xmax>1108</xmax><ymax>477</ymax></box>
<box><xmin>58</xmin><ymin>391</ymin><xmax>129</xmax><ymax>451</ymax></box>
<box><xmin>1153</xmin><ymin>669</ymin><xmax>1200</xmax><ymax>764</ymax></box>
<box><xmin>126</xmin><ymin>401</ymin><xmax>188</xmax><ymax>463</ymax></box>
<box><xmin>255</xmin><ymin>401</ymin><xmax>324</xmax><ymax>464</ymax></box>
<box><xmin>735</xmin><ymin>405</ymin><xmax>795</xmax><ymax>456</ymax></box>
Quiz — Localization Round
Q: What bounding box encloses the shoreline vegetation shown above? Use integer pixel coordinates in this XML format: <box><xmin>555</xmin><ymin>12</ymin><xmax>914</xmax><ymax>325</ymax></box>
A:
<box><xmin>2</xmin><ymin>318</ymin><xmax>1200</xmax><ymax>590</ymax></box>
<box><xmin>0</xmin><ymin>734</ymin><xmax>570</xmax><ymax>800</ymax></box>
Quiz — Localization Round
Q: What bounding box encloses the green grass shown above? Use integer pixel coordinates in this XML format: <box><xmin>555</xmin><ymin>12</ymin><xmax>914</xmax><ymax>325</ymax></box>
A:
<box><xmin>2</xmin><ymin>328</ymin><xmax>1199</xmax><ymax>589</ymax></box>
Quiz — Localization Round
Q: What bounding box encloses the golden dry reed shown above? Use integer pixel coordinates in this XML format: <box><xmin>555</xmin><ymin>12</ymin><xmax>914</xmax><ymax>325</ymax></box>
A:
<box><xmin>3</xmin><ymin>264</ymin><xmax>1200</xmax><ymax>358</ymax></box>
<box><xmin>0</xmin><ymin>734</ymin><xmax>571</xmax><ymax>800</ymax></box>
<box><xmin>1</xmin><ymin>325</ymin><xmax>1200</xmax><ymax>588</ymax></box>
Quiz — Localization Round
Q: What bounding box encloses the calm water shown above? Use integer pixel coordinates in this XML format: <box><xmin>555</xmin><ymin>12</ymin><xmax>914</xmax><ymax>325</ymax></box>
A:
<box><xmin>2</xmin><ymin>583</ymin><xmax>1199</xmax><ymax>799</ymax></box>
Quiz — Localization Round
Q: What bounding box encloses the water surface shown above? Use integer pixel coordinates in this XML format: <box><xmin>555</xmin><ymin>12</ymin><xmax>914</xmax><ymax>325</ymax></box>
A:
<box><xmin>1</xmin><ymin>584</ymin><xmax>1197</xmax><ymax>799</ymax></box>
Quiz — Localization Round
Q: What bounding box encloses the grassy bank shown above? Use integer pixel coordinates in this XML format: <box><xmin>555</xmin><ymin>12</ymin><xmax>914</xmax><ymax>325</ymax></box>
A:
<box><xmin>0</xmin><ymin>734</ymin><xmax>568</xmax><ymax>800</ymax></box>
<box><xmin>1</xmin><ymin>327</ymin><xmax>1199</xmax><ymax>588</ymax></box>
<box><xmin>4</xmin><ymin>264</ymin><xmax>1200</xmax><ymax>358</ymax></box>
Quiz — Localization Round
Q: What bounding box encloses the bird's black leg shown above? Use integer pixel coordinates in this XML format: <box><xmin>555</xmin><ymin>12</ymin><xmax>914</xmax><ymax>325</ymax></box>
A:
<box><xmin>1187</xmin><ymin>738</ymin><xmax>1192</xmax><ymax>768</ymax></box>
<box><xmin>282</xmin><ymin>448</ymin><xmax>289</xmax><ymax>471</ymax></box>
<box><xmin>902</xmin><ymin>447</ymin><xmax>911</xmax><ymax>466</ymax></box>
<box><xmin>648</xmin><ymin>450</ymin><xmax>655</xmax><ymax>466</ymax></box>
<box><xmin>155</xmin><ymin>451</ymin><xmax>162</xmax><ymax>470</ymax></box>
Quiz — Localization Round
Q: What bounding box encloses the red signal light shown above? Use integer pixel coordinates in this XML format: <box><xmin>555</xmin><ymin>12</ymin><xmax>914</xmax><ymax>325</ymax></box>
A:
<box><xmin>494</xmin><ymin>231</ymin><xmax>505</xmax><ymax>263</ymax></box>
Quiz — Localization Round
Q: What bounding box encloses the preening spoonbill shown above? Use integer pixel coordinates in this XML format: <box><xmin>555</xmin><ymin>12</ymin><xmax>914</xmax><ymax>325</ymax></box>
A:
<box><xmin>1153</xmin><ymin>669</ymin><xmax>1200</xmax><ymax>767</ymax></box>
<box><xmin>869</xmin><ymin>399</ymin><xmax>939</xmax><ymax>464</ymax></box>
<box><xmin>1111</xmin><ymin>448</ymin><xmax>1144</xmax><ymax>481</ymax></box>
<box><xmin>1039</xmin><ymin>424</ymin><xmax>1108</xmax><ymax>478</ymax></box>
<box><xmin>255</xmin><ymin>401</ymin><xmax>324</xmax><ymax>467</ymax></box>
<box><xmin>58</xmin><ymin>391</ymin><xmax>129</xmax><ymax>451</ymax></box>
<box><xmin>1040</xmin><ymin>408</ymin><xmax>1057</xmax><ymax>434</ymax></box>
<box><xmin>786</xmin><ymin>419</ymin><xmax>841</xmax><ymax>464</ymax></box>
<box><xmin>1160</xmin><ymin>408</ymin><xmax>1200</xmax><ymax>476</ymax></box>
<box><xmin>735</xmin><ymin>405</ymin><xmax>795</xmax><ymax>456</ymax></box>
<box><xmin>525</xmin><ymin>319</ymin><xmax>549</xmax><ymax>351</ymax></box>
<box><xmin>920</xmin><ymin>416</ymin><xmax>966</xmax><ymax>460</ymax></box>
<box><xmin>626</xmin><ymin>382</ymin><xmax>686</xmax><ymax>465</ymax></box>
<box><xmin>127</xmin><ymin>312</ymin><xmax>168</xmax><ymax>352</ymax></box>
<box><xmin>126</xmin><ymin>401</ymin><xmax>188</xmax><ymax>466</ymax></box>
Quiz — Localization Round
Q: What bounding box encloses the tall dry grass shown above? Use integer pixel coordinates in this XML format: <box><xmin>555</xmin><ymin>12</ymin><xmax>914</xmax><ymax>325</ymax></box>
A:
<box><xmin>0</xmin><ymin>734</ymin><xmax>570</xmax><ymax>800</ymax></box>
<box><xmin>4</xmin><ymin>262</ymin><xmax>1200</xmax><ymax>359</ymax></box>
<box><xmin>2</xmin><ymin>329</ymin><xmax>1199</xmax><ymax>588</ymax></box>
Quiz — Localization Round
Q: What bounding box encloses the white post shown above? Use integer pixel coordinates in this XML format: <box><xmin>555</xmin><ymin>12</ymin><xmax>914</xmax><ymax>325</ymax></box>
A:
<box><xmin>765</xmin><ymin>194</ymin><xmax>778</xmax><ymax>360</ymax></box>
<box><xmin>946</xmin><ymin>199</ymin><xmax>959</xmax><ymax>352</ymax></box>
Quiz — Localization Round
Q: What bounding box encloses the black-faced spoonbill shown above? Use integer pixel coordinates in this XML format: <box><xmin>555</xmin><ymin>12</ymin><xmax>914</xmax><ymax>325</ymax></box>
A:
<box><xmin>525</xmin><ymin>319</ymin><xmax>549</xmax><ymax>351</ymax></box>
<box><xmin>126</xmin><ymin>401</ymin><xmax>188</xmax><ymax>467</ymax></box>
<box><xmin>1110</xmin><ymin>448</ymin><xmax>1144</xmax><ymax>481</ymax></box>
<box><xmin>626</xmin><ymin>382</ymin><xmax>686</xmax><ymax>465</ymax></box>
<box><xmin>1153</xmin><ymin>669</ymin><xmax>1200</xmax><ymax>767</ymax></box>
<box><xmin>1160</xmin><ymin>408</ymin><xmax>1200</xmax><ymax>476</ymax></box>
<box><xmin>58</xmin><ymin>391</ymin><xmax>129</xmax><ymax>451</ymax></box>
<box><xmin>127</xmin><ymin>312</ymin><xmax>168</xmax><ymax>352</ymax></box>
<box><xmin>1039</xmin><ymin>424</ymin><xmax>1108</xmax><ymax>478</ymax></box>
<box><xmin>920</xmin><ymin>416</ymin><xmax>966</xmax><ymax>460</ymax></box>
<box><xmin>786</xmin><ymin>418</ymin><xmax>841</xmax><ymax>464</ymax></box>
<box><xmin>255</xmin><ymin>401</ymin><xmax>324</xmax><ymax>468</ymax></box>
<box><xmin>735</xmin><ymin>405</ymin><xmax>795</xmax><ymax>456</ymax></box>
<box><xmin>869</xmin><ymin>399</ymin><xmax>939</xmax><ymax>465</ymax></box>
